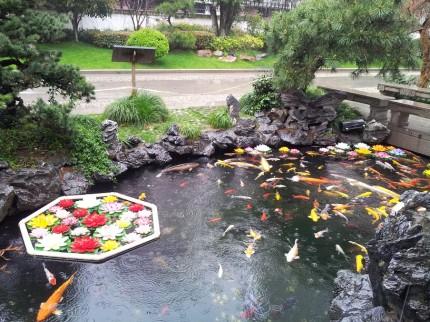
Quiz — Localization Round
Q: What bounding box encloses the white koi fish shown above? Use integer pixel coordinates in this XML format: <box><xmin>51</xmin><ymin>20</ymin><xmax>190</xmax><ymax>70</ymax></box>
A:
<box><xmin>222</xmin><ymin>225</ymin><xmax>235</xmax><ymax>237</ymax></box>
<box><xmin>42</xmin><ymin>263</ymin><xmax>56</xmax><ymax>286</ymax></box>
<box><xmin>231</xmin><ymin>196</ymin><xmax>252</xmax><ymax>200</ymax></box>
<box><xmin>314</xmin><ymin>228</ymin><xmax>329</xmax><ymax>239</ymax></box>
<box><xmin>285</xmin><ymin>239</ymin><xmax>299</xmax><ymax>262</ymax></box>
<box><xmin>335</xmin><ymin>244</ymin><xmax>349</xmax><ymax>259</ymax></box>
<box><xmin>218</xmin><ymin>263</ymin><xmax>223</xmax><ymax>278</ymax></box>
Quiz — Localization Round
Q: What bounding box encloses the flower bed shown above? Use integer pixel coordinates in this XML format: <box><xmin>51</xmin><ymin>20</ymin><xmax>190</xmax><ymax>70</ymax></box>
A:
<box><xmin>19</xmin><ymin>193</ymin><xmax>160</xmax><ymax>262</ymax></box>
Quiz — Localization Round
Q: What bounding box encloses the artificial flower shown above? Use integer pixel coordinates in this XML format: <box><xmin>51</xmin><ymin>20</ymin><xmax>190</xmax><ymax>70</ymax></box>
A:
<box><xmin>58</xmin><ymin>199</ymin><xmax>74</xmax><ymax>209</ymax></box>
<box><xmin>335</xmin><ymin>142</ymin><xmax>351</xmax><ymax>150</ymax></box>
<box><xmin>51</xmin><ymin>224</ymin><xmax>71</xmax><ymax>234</ymax></box>
<box><xmin>82</xmin><ymin>212</ymin><xmax>108</xmax><ymax>228</ymax></box>
<box><xmin>129</xmin><ymin>203</ymin><xmax>144</xmax><ymax>212</ymax></box>
<box><xmin>101</xmin><ymin>240</ymin><xmax>120</xmax><ymax>252</ymax></box>
<box><xmin>137</xmin><ymin>209</ymin><xmax>152</xmax><ymax>218</ymax></box>
<box><xmin>388</xmin><ymin>148</ymin><xmax>406</xmax><ymax>157</ymax></box>
<box><xmin>100</xmin><ymin>202</ymin><xmax>124</xmax><ymax>213</ymax></box>
<box><xmin>134</xmin><ymin>217</ymin><xmax>152</xmax><ymax>226</ymax></box>
<box><xmin>94</xmin><ymin>224</ymin><xmax>123</xmax><ymax>240</ymax></box>
<box><xmin>138</xmin><ymin>193</ymin><xmax>146</xmax><ymax>200</ymax></box>
<box><xmin>372</xmin><ymin>145</ymin><xmax>387</xmax><ymax>152</ymax></box>
<box><xmin>53</xmin><ymin>209</ymin><xmax>72</xmax><ymax>219</ymax></box>
<box><xmin>102</xmin><ymin>195</ymin><xmax>118</xmax><ymax>203</ymax></box>
<box><xmin>122</xmin><ymin>232</ymin><xmax>143</xmax><ymax>244</ymax></box>
<box><xmin>255</xmin><ymin>144</ymin><xmax>271</xmax><ymax>153</ymax></box>
<box><xmin>245</xmin><ymin>147</ymin><xmax>254</xmax><ymax>153</ymax></box>
<box><xmin>289</xmin><ymin>149</ymin><xmax>301</xmax><ymax>155</ymax></box>
<box><xmin>36</xmin><ymin>233</ymin><xmax>68</xmax><ymax>251</ymax></box>
<box><xmin>119</xmin><ymin>211</ymin><xmax>138</xmax><ymax>221</ymax></box>
<box><xmin>327</xmin><ymin>146</ymin><xmax>336</xmax><ymax>150</ymax></box>
<box><xmin>334</xmin><ymin>148</ymin><xmax>345</xmax><ymax>154</ymax></box>
<box><xmin>73</xmin><ymin>208</ymin><xmax>89</xmax><ymax>218</ymax></box>
<box><xmin>354</xmin><ymin>143</ymin><xmax>370</xmax><ymax>150</ymax></box>
<box><xmin>355</xmin><ymin>148</ymin><xmax>372</xmax><ymax>156</ymax></box>
<box><xmin>75</xmin><ymin>197</ymin><xmax>101</xmax><ymax>209</ymax></box>
<box><xmin>135</xmin><ymin>224</ymin><xmax>152</xmax><ymax>235</ymax></box>
<box><xmin>28</xmin><ymin>214</ymin><xmax>58</xmax><ymax>229</ymax></box>
<box><xmin>49</xmin><ymin>206</ymin><xmax>63</xmax><ymax>213</ymax></box>
<box><xmin>71</xmin><ymin>236</ymin><xmax>100</xmax><ymax>253</ymax></box>
<box><xmin>374</xmin><ymin>152</ymin><xmax>391</xmax><ymax>159</ymax></box>
<box><xmin>347</xmin><ymin>151</ymin><xmax>358</xmax><ymax>158</ymax></box>
<box><xmin>70</xmin><ymin>227</ymin><xmax>90</xmax><ymax>237</ymax></box>
<box><xmin>115</xmin><ymin>219</ymin><xmax>131</xmax><ymax>229</ymax></box>
<box><xmin>319</xmin><ymin>147</ymin><xmax>329</xmax><ymax>153</ymax></box>
<box><xmin>278</xmin><ymin>146</ymin><xmax>290</xmax><ymax>154</ymax></box>
<box><xmin>30</xmin><ymin>228</ymin><xmax>49</xmax><ymax>239</ymax></box>
<box><xmin>423</xmin><ymin>169</ymin><xmax>430</xmax><ymax>178</ymax></box>
<box><xmin>234</xmin><ymin>147</ymin><xmax>245</xmax><ymax>155</ymax></box>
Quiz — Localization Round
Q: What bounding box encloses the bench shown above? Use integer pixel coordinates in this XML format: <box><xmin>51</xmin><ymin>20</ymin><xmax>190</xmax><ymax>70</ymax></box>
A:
<box><xmin>378</xmin><ymin>82</ymin><xmax>430</xmax><ymax>101</ymax></box>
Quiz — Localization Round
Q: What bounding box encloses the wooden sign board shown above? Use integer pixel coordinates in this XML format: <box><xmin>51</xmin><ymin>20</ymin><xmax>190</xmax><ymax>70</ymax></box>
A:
<box><xmin>112</xmin><ymin>45</ymin><xmax>156</xmax><ymax>64</ymax></box>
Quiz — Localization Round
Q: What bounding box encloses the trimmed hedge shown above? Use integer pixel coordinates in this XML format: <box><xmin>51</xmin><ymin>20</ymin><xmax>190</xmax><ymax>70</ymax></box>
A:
<box><xmin>166</xmin><ymin>30</ymin><xmax>196</xmax><ymax>50</ymax></box>
<box><xmin>211</xmin><ymin>35</ymin><xmax>264</xmax><ymax>52</ymax></box>
<box><xmin>127</xmin><ymin>28</ymin><xmax>169</xmax><ymax>59</ymax></box>
<box><xmin>194</xmin><ymin>31</ymin><xmax>215</xmax><ymax>50</ymax></box>
<box><xmin>80</xmin><ymin>29</ymin><xmax>131</xmax><ymax>48</ymax></box>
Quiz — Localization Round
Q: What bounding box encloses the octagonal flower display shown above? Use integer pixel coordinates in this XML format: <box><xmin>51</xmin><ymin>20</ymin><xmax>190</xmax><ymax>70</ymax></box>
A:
<box><xmin>19</xmin><ymin>193</ymin><xmax>160</xmax><ymax>262</ymax></box>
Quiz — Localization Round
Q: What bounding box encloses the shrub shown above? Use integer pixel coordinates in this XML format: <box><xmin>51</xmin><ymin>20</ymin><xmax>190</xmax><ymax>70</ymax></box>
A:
<box><xmin>80</xmin><ymin>30</ymin><xmax>131</xmax><ymax>48</ymax></box>
<box><xmin>178</xmin><ymin>122</ymin><xmax>201</xmax><ymax>140</ymax></box>
<box><xmin>208</xmin><ymin>107</ymin><xmax>233</xmax><ymax>129</ymax></box>
<box><xmin>166</xmin><ymin>30</ymin><xmax>196</xmax><ymax>50</ymax></box>
<box><xmin>210</xmin><ymin>35</ymin><xmax>264</xmax><ymax>52</ymax></box>
<box><xmin>244</xmin><ymin>13</ymin><xmax>265</xmax><ymax>37</ymax></box>
<box><xmin>240</xmin><ymin>75</ymin><xmax>281</xmax><ymax>115</ymax></box>
<box><xmin>105</xmin><ymin>92</ymin><xmax>169</xmax><ymax>125</ymax></box>
<box><xmin>193</xmin><ymin>31</ymin><xmax>215</xmax><ymax>50</ymax></box>
<box><xmin>69</xmin><ymin>116</ymin><xmax>114</xmax><ymax>179</ymax></box>
<box><xmin>127</xmin><ymin>28</ymin><xmax>169</xmax><ymax>59</ymax></box>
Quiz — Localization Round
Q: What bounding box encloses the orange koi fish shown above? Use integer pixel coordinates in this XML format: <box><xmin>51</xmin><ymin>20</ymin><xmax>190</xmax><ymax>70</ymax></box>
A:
<box><xmin>292</xmin><ymin>195</ymin><xmax>310</xmax><ymax>200</ymax></box>
<box><xmin>208</xmin><ymin>217</ymin><xmax>222</xmax><ymax>223</ymax></box>
<box><xmin>290</xmin><ymin>176</ymin><xmax>340</xmax><ymax>186</ymax></box>
<box><xmin>224</xmin><ymin>189</ymin><xmax>237</xmax><ymax>195</ymax></box>
<box><xmin>42</xmin><ymin>263</ymin><xmax>56</xmax><ymax>286</ymax></box>
<box><xmin>261</xmin><ymin>212</ymin><xmax>268</xmax><ymax>221</ymax></box>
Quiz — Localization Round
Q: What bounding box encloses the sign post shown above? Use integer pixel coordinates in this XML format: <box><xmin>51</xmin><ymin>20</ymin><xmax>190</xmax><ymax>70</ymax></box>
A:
<box><xmin>112</xmin><ymin>45</ymin><xmax>156</xmax><ymax>96</ymax></box>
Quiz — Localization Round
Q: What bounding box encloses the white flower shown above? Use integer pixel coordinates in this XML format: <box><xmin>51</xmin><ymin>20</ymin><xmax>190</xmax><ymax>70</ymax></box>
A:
<box><xmin>75</xmin><ymin>197</ymin><xmax>101</xmax><ymax>209</ymax></box>
<box><xmin>54</xmin><ymin>209</ymin><xmax>72</xmax><ymax>219</ymax></box>
<box><xmin>327</xmin><ymin>146</ymin><xmax>336</xmax><ymax>150</ymax></box>
<box><xmin>95</xmin><ymin>224</ymin><xmax>123</xmax><ymax>240</ymax></box>
<box><xmin>354</xmin><ymin>142</ymin><xmax>370</xmax><ymax>150</ymax></box>
<box><xmin>71</xmin><ymin>227</ymin><xmax>90</xmax><ymax>236</ymax></box>
<box><xmin>30</xmin><ymin>228</ymin><xmax>49</xmax><ymax>239</ymax></box>
<box><xmin>255</xmin><ymin>144</ymin><xmax>271</xmax><ymax>153</ymax></box>
<box><xmin>120</xmin><ymin>211</ymin><xmax>138</xmax><ymax>221</ymax></box>
<box><xmin>135</xmin><ymin>224</ymin><xmax>152</xmax><ymax>235</ymax></box>
<box><xmin>36</xmin><ymin>233</ymin><xmax>68</xmax><ymax>251</ymax></box>
<box><xmin>335</xmin><ymin>148</ymin><xmax>345</xmax><ymax>154</ymax></box>
<box><xmin>319</xmin><ymin>147</ymin><xmax>329</xmax><ymax>153</ymax></box>
<box><xmin>122</xmin><ymin>232</ymin><xmax>143</xmax><ymax>244</ymax></box>
<box><xmin>137</xmin><ymin>209</ymin><xmax>152</xmax><ymax>219</ymax></box>
<box><xmin>335</xmin><ymin>142</ymin><xmax>351</xmax><ymax>150</ymax></box>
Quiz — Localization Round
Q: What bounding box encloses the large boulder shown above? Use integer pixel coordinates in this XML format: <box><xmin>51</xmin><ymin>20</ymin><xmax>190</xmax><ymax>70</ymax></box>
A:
<box><xmin>192</xmin><ymin>134</ymin><xmax>215</xmax><ymax>157</ymax></box>
<box><xmin>101</xmin><ymin>120</ymin><xmax>122</xmax><ymax>160</ymax></box>
<box><xmin>145</xmin><ymin>144</ymin><xmax>173</xmax><ymax>165</ymax></box>
<box><xmin>0</xmin><ymin>184</ymin><xmax>15</xmax><ymax>223</ymax></box>
<box><xmin>160</xmin><ymin>125</ymin><xmax>194</xmax><ymax>156</ymax></box>
<box><xmin>207</xmin><ymin>130</ymin><xmax>238</xmax><ymax>150</ymax></box>
<box><xmin>119</xmin><ymin>144</ymin><xmax>151</xmax><ymax>169</ymax></box>
<box><xmin>362</xmin><ymin>120</ymin><xmax>390</xmax><ymax>144</ymax></box>
<box><xmin>60</xmin><ymin>169</ymin><xmax>89</xmax><ymax>196</ymax></box>
<box><xmin>227</xmin><ymin>95</ymin><xmax>241</xmax><ymax>125</ymax></box>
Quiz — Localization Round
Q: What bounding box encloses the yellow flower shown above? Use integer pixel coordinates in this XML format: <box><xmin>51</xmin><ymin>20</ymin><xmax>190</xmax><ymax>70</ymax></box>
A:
<box><xmin>116</xmin><ymin>219</ymin><xmax>131</xmax><ymax>229</ymax></box>
<box><xmin>101</xmin><ymin>240</ymin><xmax>119</xmax><ymax>252</ymax></box>
<box><xmin>372</xmin><ymin>145</ymin><xmax>387</xmax><ymax>152</ymax></box>
<box><xmin>234</xmin><ymin>147</ymin><xmax>245</xmax><ymax>155</ymax></box>
<box><xmin>355</xmin><ymin>148</ymin><xmax>372</xmax><ymax>156</ymax></box>
<box><xmin>279</xmin><ymin>146</ymin><xmax>290</xmax><ymax>154</ymax></box>
<box><xmin>28</xmin><ymin>214</ymin><xmax>58</xmax><ymax>229</ymax></box>
<box><xmin>385</xmin><ymin>146</ymin><xmax>395</xmax><ymax>151</ymax></box>
<box><xmin>102</xmin><ymin>195</ymin><xmax>118</xmax><ymax>203</ymax></box>
<box><xmin>423</xmin><ymin>169</ymin><xmax>430</xmax><ymax>178</ymax></box>
<box><xmin>138</xmin><ymin>192</ymin><xmax>146</xmax><ymax>200</ymax></box>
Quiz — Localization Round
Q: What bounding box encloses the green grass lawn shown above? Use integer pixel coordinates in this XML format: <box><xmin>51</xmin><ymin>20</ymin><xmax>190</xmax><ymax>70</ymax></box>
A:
<box><xmin>39</xmin><ymin>41</ymin><xmax>277</xmax><ymax>70</ymax></box>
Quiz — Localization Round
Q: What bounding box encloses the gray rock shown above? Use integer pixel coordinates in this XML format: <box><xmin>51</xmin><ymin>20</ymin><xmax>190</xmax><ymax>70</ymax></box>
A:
<box><xmin>120</xmin><ymin>144</ymin><xmax>151</xmax><ymax>169</ymax></box>
<box><xmin>61</xmin><ymin>170</ymin><xmax>89</xmax><ymax>196</ymax></box>
<box><xmin>0</xmin><ymin>185</ymin><xmax>15</xmax><ymax>223</ymax></box>
<box><xmin>258</xmin><ymin>123</ymin><xmax>280</xmax><ymax>135</ymax></box>
<box><xmin>166</xmin><ymin>124</ymin><xmax>180</xmax><ymax>137</ymax></box>
<box><xmin>255</xmin><ymin>53</ymin><xmax>268</xmax><ymax>61</ymax></box>
<box><xmin>145</xmin><ymin>144</ymin><xmax>172</xmax><ymax>164</ymax></box>
<box><xmin>93</xmin><ymin>172</ymin><xmax>115</xmax><ymax>183</ymax></box>
<box><xmin>239</xmin><ymin>54</ymin><xmax>256</xmax><ymax>62</ymax></box>
<box><xmin>197</xmin><ymin>49</ymin><xmax>212</xmax><ymax>57</ymax></box>
<box><xmin>227</xmin><ymin>95</ymin><xmax>241</xmax><ymax>125</ymax></box>
<box><xmin>192</xmin><ymin>135</ymin><xmax>215</xmax><ymax>157</ymax></box>
<box><xmin>213</xmin><ymin>50</ymin><xmax>223</xmax><ymax>57</ymax></box>
<box><xmin>207</xmin><ymin>130</ymin><xmax>237</xmax><ymax>150</ymax></box>
<box><xmin>10</xmin><ymin>166</ymin><xmax>62</xmax><ymax>212</ymax></box>
<box><xmin>236</xmin><ymin>134</ymin><xmax>261</xmax><ymax>147</ymax></box>
<box><xmin>234</xmin><ymin>119</ymin><xmax>256</xmax><ymax>136</ymax></box>
<box><xmin>112</xmin><ymin>162</ymin><xmax>128</xmax><ymax>176</ymax></box>
<box><xmin>124</xmin><ymin>136</ymin><xmax>142</xmax><ymax>148</ymax></box>
<box><xmin>0</xmin><ymin>161</ymin><xmax>9</xmax><ymax>170</ymax></box>
<box><xmin>101</xmin><ymin>120</ymin><xmax>122</xmax><ymax>159</ymax></box>
<box><xmin>362</xmin><ymin>120</ymin><xmax>390</xmax><ymax>144</ymax></box>
<box><xmin>267</xmin><ymin>108</ymin><xmax>288</xmax><ymax>123</ymax></box>
<box><xmin>329</xmin><ymin>270</ymin><xmax>374</xmax><ymax>321</ymax></box>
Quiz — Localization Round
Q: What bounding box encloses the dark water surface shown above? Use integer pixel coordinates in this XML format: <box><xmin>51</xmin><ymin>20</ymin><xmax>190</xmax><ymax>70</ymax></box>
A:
<box><xmin>0</xmin><ymin>152</ymin><xmax>422</xmax><ymax>322</ymax></box>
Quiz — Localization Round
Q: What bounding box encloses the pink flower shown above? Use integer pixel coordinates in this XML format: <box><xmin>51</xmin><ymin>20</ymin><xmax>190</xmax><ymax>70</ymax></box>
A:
<box><xmin>62</xmin><ymin>216</ymin><xmax>78</xmax><ymax>226</ymax></box>
<box><xmin>375</xmin><ymin>152</ymin><xmax>391</xmax><ymax>159</ymax></box>
<box><xmin>137</xmin><ymin>209</ymin><xmax>152</xmax><ymax>218</ymax></box>
<box><xmin>290</xmin><ymin>149</ymin><xmax>301</xmax><ymax>155</ymax></box>
<box><xmin>134</xmin><ymin>217</ymin><xmax>152</xmax><ymax>226</ymax></box>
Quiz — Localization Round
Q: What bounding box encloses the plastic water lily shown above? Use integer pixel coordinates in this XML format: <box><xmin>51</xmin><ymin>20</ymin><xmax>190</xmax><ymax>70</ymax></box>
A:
<box><xmin>335</xmin><ymin>142</ymin><xmax>351</xmax><ymax>150</ymax></box>
<box><xmin>30</xmin><ymin>228</ymin><xmax>49</xmax><ymax>239</ymax></box>
<box><xmin>120</xmin><ymin>211</ymin><xmax>138</xmax><ymax>221</ymax></box>
<box><xmin>347</xmin><ymin>151</ymin><xmax>359</xmax><ymax>158</ymax></box>
<box><xmin>100</xmin><ymin>202</ymin><xmax>124</xmax><ymax>213</ymax></box>
<box><xmin>94</xmin><ymin>224</ymin><xmax>123</xmax><ymax>240</ymax></box>
<box><xmin>334</xmin><ymin>148</ymin><xmax>346</xmax><ymax>154</ymax></box>
<box><xmin>372</xmin><ymin>145</ymin><xmax>387</xmax><ymax>152</ymax></box>
<box><xmin>75</xmin><ymin>197</ymin><xmax>101</xmax><ymax>209</ymax></box>
<box><xmin>374</xmin><ymin>152</ymin><xmax>391</xmax><ymax>159</ymax></box>
<box><xmin>28</xmin><ymin>214</ymin><xmax>58</xmax><ymax>229</ymax></box>
<box><xmin>423</xmin><ymin>169</ymin><xmax>430</xmax><ymax>178</ymax></box>
<box><xmin>101</xmin><ymin>240</ymin><xmax>120</xmax><ymax>252</ymax></box>
<box><xmin>122</xmin><ymin>232</ymin><xmax>143</xmax><ymax>244</ymax></box>
<box><xmin>355</xmin><ymin>148</ymin><xmax>372</xmax><ymax>156</ymax></box>
<box><xmin>102</xmin><ymin>195</ymin><xmax>118</xmax><ymax>203</ymax></box>
<box><xmin>319</xmin><ymin>147</ymin><xmax>329</xmax><ymax>154</ymax></box>
<box><xmin>289</xmin><ymin>149</ymin><xmax>301</xmax><ymax>155</ymax></box>
<box><xmin>53</xmin><ymin>209</ymin><xmax>72</xmax><ymax>219</ymax></box>
<box><xmin>354</xmin><ymin>143</ymin><xmax>370</xmax><ymax>150</ymax></box>
<box><xmin>279</xmin><ymin>146</ymin><xmax>290</xmax><ymax>154</ymax></box>
<box><xmin>36</xmin><ymin>233</ymin><xmax>69</xmax><ymax>251</ymax></box>
<box><xmin>255</xmin><ymin>144</ymin><xmax>271</xmax><ymax>153</ymax></box>
<box><xmin>70</xmin><ymin>227</ymin><xmax>90</xmax><ymax>237</ymax></box>
<box><xmin>234</xmin><ymin>147</ymin><xmax>245</xmax><ymax>155</ymax></box>
<box><xmin>116</xmin><ymin>219</ymin><xmax>131</xmax><ymax>229</ymax></box>
<box><xmin>135</xmin><ymin>224</ymin><xmax>152</xmax><ymax>235</ymax></box>
<box><xmin>137</xmin><ymin>209</ymin><xmax>152</xmax><ymax>218</ymax></box>
<box><xmin>388</xmin><ymin>148</ymin><xmax>406</xmax><ymax>157</ymax></box>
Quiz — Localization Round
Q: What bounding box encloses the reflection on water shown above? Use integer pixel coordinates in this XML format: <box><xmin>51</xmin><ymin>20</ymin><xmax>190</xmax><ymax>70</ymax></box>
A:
<box><xmin>0</xmin><ymin>151</ymin><xmax>425</xmax><ymax>322</ymax></box>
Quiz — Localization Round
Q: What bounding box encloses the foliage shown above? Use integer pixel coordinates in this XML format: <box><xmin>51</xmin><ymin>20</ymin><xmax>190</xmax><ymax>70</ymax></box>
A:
<box><xmin>157</xmin><ymin>22</ymin><xmax>211</xmax><ymax>33</ymax></box>
<box><xmin>239</xmin><ymin>75</ymin><xmax>281</xmax><ymax>115</ymax></box>
<box><xmin>243</xmin><ymin>13</ymin><xmax>265</xmax><ymax>37</ymax></box>
<box><xmin>127</xmin><ymin>28</ymin><xmax>169</xmax><ymax>59</ymax></box>
<box><xmin>0</xmin><ymin>0</ymin><xmax>94</xmax><ymax>113</ymax></box>
<box><xmin>305</xmin><ymin>86</ymin><xmax>325</xmax><ymax>99</ymax></box>
<box><xmin>333</xmin><ymin>103</ymin><xmax>363</xmax><ymax>129</ymax></box>
<box><xmin>156</xmin><ymin>0</ymin><xmax>194</xmax><ymax>25</ymax></box>
<box><xmin>166</xmin><ymin>31</ymin><xmax>196</xmax><ymax>50</ymax></box>
<box><xmin>178</xmin><ymin>123</ymin><xmax>202</xmax><ymax>140</ymax></box>
<box><xmin>105</xmin><ymin>92</ymin><xmax>169</xmax><ymax>125</ymax></box>
<box><xmin>80</xmin><ymin>30</ymin><xmax>131</xmax><ymax>48</ymax></box>
<box><xmin>193</xmin><ymin>31</ymin><xmax>216</xmax><ymax>50</ymax></box>
<box><xmin>267</xmin><ymin>0</ymin><xmax>418</xmax><ymax>90</ymax></box>
<box><xmin>211</xmin><ymin>35</ymin><xmax>264</xmax><ymax>52</ymax></box>
<box><xmin>207</xmin><ymin>0</ymin><xmax>243</xmax><ymax>36</ymax></box>
<box><xmin>69</xmin><ymin>116</ymin><xmax>113</xmax><ymax>179</ymax></box>
<box><xmin>121</xmin><ymin>0</ymin><xmax>151</xmax><ymax>31</ymax></box>
<box><xmin>208</xmin><ymin>107</ymin><xmax>233</xmax><ymax>129</ymax></box>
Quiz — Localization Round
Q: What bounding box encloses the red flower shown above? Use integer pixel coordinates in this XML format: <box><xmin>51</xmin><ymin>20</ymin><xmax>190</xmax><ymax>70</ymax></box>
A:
<box><xmin>58</xmin><ymin>199</ymin><xmax>75</xmax><ymax>209</ymax></box>
<box><xmin>82</xmin><ymin>212</ymin><xmax>107</xmax><ymax>228</ymax></box>
<box><xmin>129</xmin><ymin>203</ymin><xmax>144</xmax><ymax>212</ymax></box>
<box><xmin>71</xmin><ymin>236</ymin><xmax>100</xmax><ymax>253</ymax></box>
<box><xmin>52</xmin><ymin>224</ymin><xmax>70</xmax><ymax>234</ymax></box>
<box><xmin>73</xmin><ymin>208</ymin><xmax>89</xmax><ymax>218</ymax></box>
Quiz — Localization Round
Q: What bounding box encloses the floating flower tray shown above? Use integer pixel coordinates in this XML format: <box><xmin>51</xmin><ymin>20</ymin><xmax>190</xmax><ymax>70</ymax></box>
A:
<box><xmin>19</xmin><ymin>193</ymin><xmax>160</xmax><ymax>262</ymax></box>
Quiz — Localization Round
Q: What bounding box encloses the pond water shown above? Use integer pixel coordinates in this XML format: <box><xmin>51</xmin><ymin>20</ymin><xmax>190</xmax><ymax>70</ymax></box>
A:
<box><xmin>0</xmin><ymin>147</ymin><xmax>428</xmax><ymax>322</ymax></box>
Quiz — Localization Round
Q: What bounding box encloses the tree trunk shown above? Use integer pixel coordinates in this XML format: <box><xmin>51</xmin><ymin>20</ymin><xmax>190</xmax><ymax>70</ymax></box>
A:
<box><xmin>70</xmin><ymin>13</ymin><xmax>80</xmax><ymax>42</ymax></box>
<box><xmin>167</xmin><ymin>15</ymin><xmax>172</xmax><ymax>26</ymax></box>
<box><xmin>209</xmin><ymin>4</ymin><xmax>219</xmax><ymax>36</ymax></box>
<box><xmin>418</xmin><ymin>26</ymin><xmax>430</xmax><ymax>88</ymax></box>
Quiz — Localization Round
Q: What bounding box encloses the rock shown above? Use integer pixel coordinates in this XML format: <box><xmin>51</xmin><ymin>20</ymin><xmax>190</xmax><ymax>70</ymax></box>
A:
<box><xmin>329</xmin><ymin>270</ymin><xmax>374</xmax><ymax>321</ymax></box>
<box><xmin>112</xmin><ymin>162</ymin><xmax>128</xmax><ymax>176</ymax></box>
<box><xmin>145</xmin><ymin>144</ymin><xmax>172</xmax><ymax>165</ymax></box>
<box><xmin>227</xmin><ymin>95</ymin><xmax>241</xmax><ymax>125</ymax></box>
<box><xmin>0</xmin><ymin>161</ymin><xmax>9</xmax><ymax>170</ymax></box>
<box><xmin>119</xmin><ymin>144</ymin><xmax>151</xmax><ymax>169</ymax></box>
<box><xmin>234</xmin><ymin>119</ymin><xmax>256</xmax><ymax>136</ymax></box>
<box><xmin>367</xmin><ymin>190</ymin><xmax>430</xmax><ymax>322</ymax></box>
<box><xmin>267</xmin><ymin>108</ymin><xmax>288</xmax><ymax>123</ymax></box>
<box><xmin>192</xmin><ymin>134</ymin><xmax>215</xmax><ymax>157</ymax></box>
<box><xmin>239</xmin><ymin>54</ymin><xmax>256</xmax><ymax>62</ymax></box>
<box><xmin>261</xmin><ymin>133</ymin><xmax>281</xmax><ymax>147</ymax></box>
<box><xmin>159</xmin><ymin>125</ymin><xmax>194</xmax><ymax>156</ymax></box>
<box><xmin>256</xmin><ymin>53</ymin><xmax>268</xmax><ymax>61</ymax></box>
<box><xmin>213</xmin><ymin>50</ymin><xmax>223</xmax><ymax>57</ymax></box>
<box><xmin>0</xmin><ymin>185</ymin><xmax>15</xmax><ymax>223</ymax></box>
<box><xmin>236</xmin><ymin>133</ymin><xmax>261</xmax><ymax>147</ymax></box>
<box><xmin>101</xmin><ymin>120</ymin><xmax>122</xmax><ymax>160</ymax></box>
<box><xmin>93</xmin><ymin>172</ymin><xmax>115</xmax><ymax>183</ymax></box>
<box><xmin>258</xmin><ymin>123</ymin><xmax>280</xmax><ymax>135</ymax></box>
<box><xmin>60</xmin><ymin>170</ymin><xmax>89</xmax><ymax>196</ymax></box>
<box><xmin>207</xmin><ymin>130</ymin><xmax>238</xmax><ymax>150</ymax></box>
<box><xmin>166</xmin><ymin>124</ymin><xmax>180</xmax><ymax>136</ymax></box>
<box><xmin>124</xmin><ymin>136</ymin><xmax>142</xmax><ymax>148</ymax></box>
<box><xmin>10</xmin><ymin>166</ymin><xmax>61</xmax><ymax>212</ymax></box>
<box><xmin>197</xmin><ymin>49</ymin><xmax>212</xmax><ymax>57</ymax></box>
<box><xmin>218</xmin><ymin>55</ymin><xmax>237</xmax><ymax>63</ymax></box>
<box><xmin>362</xmin><ymin>120</ymin><xmax>390</xmax><ymax>144</ymax></box>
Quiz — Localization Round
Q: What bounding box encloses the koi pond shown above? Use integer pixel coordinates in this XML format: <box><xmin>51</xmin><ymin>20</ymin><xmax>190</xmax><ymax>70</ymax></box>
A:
<box><xmin>1</xmin><ymin>144</ymin><xmax>429</xmax><ymax>322</ymax></box>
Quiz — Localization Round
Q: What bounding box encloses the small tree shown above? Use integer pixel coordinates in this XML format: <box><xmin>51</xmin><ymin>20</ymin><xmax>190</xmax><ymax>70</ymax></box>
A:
<box><xmin>0</xmin><ymin>0</ymin><xmax>94</xmax><ymax>115</ymax></box>
<box><xmin>123</xmin><ymin>0</ymin><xmax>154</xmax><ymax>31</ymax></box>
<box><xmin>53</xmin><ymin>0</ymin><xmax>115</xmax><ymax>42</ymax></box>
<box><xmin>156</xmin><ymin>0</ymin><xmax>194</xmax><ymax>26</ymax></box>
<box><xmin>267</xmin><ymin>0</ymin><xmax>418</xmax><ymax>91</ymax></box>
<box><xmin>207</xmin><ymin>0</ymin><xmax>243</xmax><ymax>36</ymax></box>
